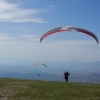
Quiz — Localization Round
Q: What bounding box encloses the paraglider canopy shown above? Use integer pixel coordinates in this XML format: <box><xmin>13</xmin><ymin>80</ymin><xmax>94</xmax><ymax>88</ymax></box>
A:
<box><xmin>33</xmin><ymin>62</ymin><xmax>47</xmax><ymax>68</ymax></box>
<box><xmin>40</xmin><ymin>26</ymin><xmax>99</xmax><ymax>44</ymax></box>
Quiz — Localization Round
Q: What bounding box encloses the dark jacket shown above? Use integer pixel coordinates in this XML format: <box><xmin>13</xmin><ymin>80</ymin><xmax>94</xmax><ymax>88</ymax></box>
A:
<box><xmin>64</xmin><ymin>72</ymin><xmax>70</xmax><ymax>78</ymax></box>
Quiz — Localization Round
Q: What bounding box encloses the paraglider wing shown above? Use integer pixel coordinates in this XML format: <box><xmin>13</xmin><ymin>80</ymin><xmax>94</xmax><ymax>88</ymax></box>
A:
<box><xmin>70</xmin><ymin>26</ymin><xmax>99</xmax><ymax>44</ymax></box>
<box><xmin>42</xmin><ymin>64</ymin><xmax>47</xmax><ymax>68</ymax></box>
<box><xmin>40</xmin><ymin>26</ymin><xmax>99</xmax><ymax>44</ymax></box>
<box><xmin>40</xmin><ymin>26</ymin><xmax>71</xmax><ymax>43</ymax></box>
<box><xmin>33</xmin><ymin>62</ymin><xmax>47</xmax><ymax>68</ymax></box>
<box><xmin>33</xmin><ymin>62</ymin><xmax>40</xmax><ymax>66</ymax></box>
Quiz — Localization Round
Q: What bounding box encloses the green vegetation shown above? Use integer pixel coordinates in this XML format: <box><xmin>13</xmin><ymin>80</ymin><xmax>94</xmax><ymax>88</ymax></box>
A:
<box><xmin>0</xmin><ymin>78</ymin><xmax>100</xmax><ymax>100</ymax></box>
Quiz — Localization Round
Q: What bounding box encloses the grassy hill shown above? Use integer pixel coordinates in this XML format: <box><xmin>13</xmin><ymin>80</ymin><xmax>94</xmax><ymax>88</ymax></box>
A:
<box><xmin>0</xmin><ymin>78</ymin><xmax>100</xmax><ymax>100</ymax></box>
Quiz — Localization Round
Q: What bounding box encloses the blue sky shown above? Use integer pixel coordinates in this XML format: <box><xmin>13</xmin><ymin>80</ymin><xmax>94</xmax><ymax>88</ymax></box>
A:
<box><xmin>0</xmin><ymin>0</ymin><xmax>100</xmax><ymax>64</ymax></box>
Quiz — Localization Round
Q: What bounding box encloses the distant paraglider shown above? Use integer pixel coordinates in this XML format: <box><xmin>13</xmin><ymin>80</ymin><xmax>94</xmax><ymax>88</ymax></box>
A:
<box><xmin>33</xmin><ymin>62</ymin><xmax>47</xmax><ymax>68</ymax></box>
<box><xmin>40</xmin><ymin>26</ymin><xmax>99</xmax><ymax>44</ymax></box>
<box><xmin>33</xmin><ymin>62</ymin><xmax>47</xmax><ymax>76</ymax></box>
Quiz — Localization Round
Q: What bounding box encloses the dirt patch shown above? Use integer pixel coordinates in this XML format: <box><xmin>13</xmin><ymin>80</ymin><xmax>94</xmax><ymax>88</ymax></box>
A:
<box><xmin>0</xmin><ymin>89</ymin><xmax>17</xmax><ymax>99</ymax></box>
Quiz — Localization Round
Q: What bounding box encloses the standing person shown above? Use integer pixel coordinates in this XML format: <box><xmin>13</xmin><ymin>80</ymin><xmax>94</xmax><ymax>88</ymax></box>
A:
<box><xmin>64</xmin><ymin>71</ymin><xmax>70</xmax><ymax>82</ymax></box>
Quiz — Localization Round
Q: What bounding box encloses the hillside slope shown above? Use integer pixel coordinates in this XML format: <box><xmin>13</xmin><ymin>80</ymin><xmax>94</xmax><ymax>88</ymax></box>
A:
<box><xmin>0</xmin><ymin>78</ymin><xmax>100</xmax><ymax>100</ymax></box>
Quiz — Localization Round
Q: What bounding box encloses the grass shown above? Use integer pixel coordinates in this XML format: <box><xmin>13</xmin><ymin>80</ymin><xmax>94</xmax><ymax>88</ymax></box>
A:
<box><xmin>0</xmin><ymin>78</ymin><xmax>100</xmax><ymax>100</ymax></box>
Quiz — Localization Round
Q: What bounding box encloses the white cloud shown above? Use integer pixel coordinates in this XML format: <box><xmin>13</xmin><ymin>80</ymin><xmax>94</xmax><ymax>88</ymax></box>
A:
<box><xmin>18</xmin><ymin>34</ymin><xmax>40</xmax><ymax>42</ymax></box>
<box><xmin>0</xmin><ymin>33</ymin><xmax>40</xmax><ymax>42</ymax></box>
<box><xmin>0</xmin><ymin>0</ymin><xmax>55</xmax><ymax>23</ymax></box>
<box><xmin>0</xmin><ymin>34</ymin><xmax>15</xmax><ymax>41</ymax></box>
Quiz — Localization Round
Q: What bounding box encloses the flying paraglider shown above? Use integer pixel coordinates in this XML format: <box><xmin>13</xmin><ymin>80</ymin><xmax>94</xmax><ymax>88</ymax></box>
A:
<box><xmin>33</xmin><ymin>62</ymin><xmax>47</xmax><ymax>68</ymax></box>
<box><xmin>40</xmin><ymin>26</ymin><xmax>99</xmax><ymax>82</ymax></box>
<box><xmin>40</xmin><ymin>26</ymin><xmax>99</xmax><ymax>44</ymax></box>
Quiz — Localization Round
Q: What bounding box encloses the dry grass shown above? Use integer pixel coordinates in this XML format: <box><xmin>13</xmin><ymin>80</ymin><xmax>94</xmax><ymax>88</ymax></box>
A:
<box><xmin>0</xmin><ymin>78</ymin><xmax>100</xmax><ymax>100</ymax></box>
